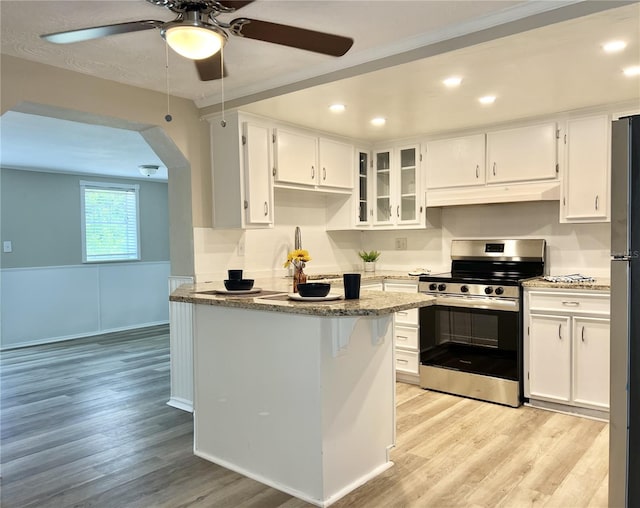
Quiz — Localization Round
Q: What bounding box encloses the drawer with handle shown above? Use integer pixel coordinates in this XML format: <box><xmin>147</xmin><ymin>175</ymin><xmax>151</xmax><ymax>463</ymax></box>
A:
<box><xmin>528</xmin><ymin>290</ymin><xmax>610</xmax><ymax>315</ymax></box>
<box><xmin>394</xmin><ymin>325</ymin><xmax>418</xmax><ymax>351</ymax></box>
<box><xmin>395</xmin><ymin>349</ymin><xmax>419</xmax><ymax>374</ymax></box>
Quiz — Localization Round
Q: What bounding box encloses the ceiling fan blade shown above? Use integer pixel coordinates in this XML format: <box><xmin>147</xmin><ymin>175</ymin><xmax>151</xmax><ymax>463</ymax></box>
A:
<box><xmin>217</xmin><ymin>0</ymin><xmax>256</xmax><ymax>10</ymax></box>
<box><xmin>229</xmin><ymin>18</ymin><xmax>353</xmax><ymax>57</ymax></box>
<box><xmin>195</xmin><ymin>52</ymin><xmax>228</xmax><ymax>81</ymax></box>
<box><xmin>41</xmin><ymin>20</ymin><xmax>164</xmax><ymax>44</ymax></box>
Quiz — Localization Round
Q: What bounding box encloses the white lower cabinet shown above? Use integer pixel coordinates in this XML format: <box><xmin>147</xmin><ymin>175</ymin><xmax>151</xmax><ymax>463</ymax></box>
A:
<box><xmin>572</xmin><ymin>316</ymin><xmax>610</xmax><ymax>409</ymax></box>
<box><xmin>528</xmin><ymin>314</ymin><xmax>572</xmax><ymax>402</ymax></box>
<box><xmin>384</xmin><ymin>280</ymin><xmax>420</xmax><ymax>383</ymax></box>
<box><xmin>524</xmin><ymin>288</ymin><xmax>610</xmax><ymax>414</ymax></box>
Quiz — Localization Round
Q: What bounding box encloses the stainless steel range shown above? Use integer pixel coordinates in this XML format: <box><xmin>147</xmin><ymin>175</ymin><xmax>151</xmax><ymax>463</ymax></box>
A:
<box><xmin>418</xmin><ymin>239</ymin><xmax>546</xmax><ymax>407</ymax></box>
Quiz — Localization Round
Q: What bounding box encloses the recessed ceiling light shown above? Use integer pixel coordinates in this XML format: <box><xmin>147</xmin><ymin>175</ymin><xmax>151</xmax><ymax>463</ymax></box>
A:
<box><xmin>623</xmin><ymin>66</ymin><xmax>640</xmax><ymax>77</ymax></box>
<box><xmin>478</xmin><ymin>95</ymin><xmax>496</xmax><ymax>105</ymax></box>
<box><xmin>443</xmin><ymin>76</ymin><xmax>462</xmax><ymax>87</ymax></box>
<box><xmin>329</xmin><ymin>104</ymin><xmax>346</xmax><ymax>113</ymax></box>
<box><xmin>370</xmin><ymin>117</ymin><xmax>386</xmax><ymax>126</ymax></box>
<box><xmin>603</xmin><ymin>40</ymin><xmax>627</xmax><ymax>53</ymax></box>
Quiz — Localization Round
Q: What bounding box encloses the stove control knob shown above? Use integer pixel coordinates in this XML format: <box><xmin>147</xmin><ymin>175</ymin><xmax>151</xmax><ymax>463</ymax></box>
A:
<box><xmin>484</xmin><ymin>286</ymin><xmax>494</xmax><ymax>295</ymax></box>
<box><xmin>428</xmin><ymin>283</ymin><xmax>438</xmax><ymax>291</ymax></box>
<box><xmin>495</xmin><ymin>287</ymin><xmax>504</xmax><ymax>295</ymax></box>
<box><xmin>438</xmin><ymin>284</ymin><xmax>447</xmax><ymax>292</ymax></box>
<box><xmin>460</xmin><ymin>285</ymin><xmax>469</xmax><ymax>293</ymax></box>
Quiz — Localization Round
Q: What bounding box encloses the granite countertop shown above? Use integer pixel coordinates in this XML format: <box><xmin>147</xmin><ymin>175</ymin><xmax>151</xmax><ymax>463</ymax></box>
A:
<box><xmin>522</xmin><ymin>277</ymin><xmax>611</xmax><ymax>291</ymax></box>
<box><xmin>170</xmin><ymin>281</ymin><xmax>434</xmax><ymax>317</ymax></box>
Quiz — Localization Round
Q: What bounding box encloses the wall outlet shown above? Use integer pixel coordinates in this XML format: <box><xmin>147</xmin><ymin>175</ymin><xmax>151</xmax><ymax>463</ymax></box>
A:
<box><xmin>395</xmin><ymin>237</ymin><xmax>407</xmax><ymax>250</ymax></box>
<box><xmin>3</xmin><ymin>240</ymin><xmax>12</xmax><ymax>253</ymax></box>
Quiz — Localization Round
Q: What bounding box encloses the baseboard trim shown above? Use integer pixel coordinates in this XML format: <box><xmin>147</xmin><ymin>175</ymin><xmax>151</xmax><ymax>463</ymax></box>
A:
<box><xmin>167</xmin><ymin>397</ymin><xmax>193</xmax><ymax>413</ymax></box>
<box><xmin>0</xmin><ymin>321</ymin><xmax>169</xmax><ymax>351</ymax></box>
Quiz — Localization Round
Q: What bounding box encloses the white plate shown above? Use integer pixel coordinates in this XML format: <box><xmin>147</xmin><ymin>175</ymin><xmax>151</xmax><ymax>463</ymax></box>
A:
<box><xmin>288</xmin><ymin>293</ymin><xmax>343</xmax><ymax>302</ymax></box>
<box><xmin>214</xmin><ymin>288</ymin><xmax>262</xmax><ymax>295</ymax></box>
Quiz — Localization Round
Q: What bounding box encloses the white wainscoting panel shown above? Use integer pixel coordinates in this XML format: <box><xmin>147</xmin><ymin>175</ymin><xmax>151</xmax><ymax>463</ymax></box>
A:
<box><xmin>99</xmin><ymin>262</ymin><xmax>170</xmax><ymax>330</ymax></box>
<box><xmin>1</xmin><ymin>262</ymin><xmax>170</xmax><ymax>349</ymax></box>
<box><xmin>168</xmin><ymin>276</ymin><xmax>194</xmax><ymax>412</ymax></box>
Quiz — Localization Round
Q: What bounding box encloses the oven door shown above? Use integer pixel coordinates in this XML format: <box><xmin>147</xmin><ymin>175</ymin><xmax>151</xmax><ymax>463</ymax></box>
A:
<box><xmin>419</xmin><ymin>297</ymin><xmax>520</xmax><ymax>381</ymax></box>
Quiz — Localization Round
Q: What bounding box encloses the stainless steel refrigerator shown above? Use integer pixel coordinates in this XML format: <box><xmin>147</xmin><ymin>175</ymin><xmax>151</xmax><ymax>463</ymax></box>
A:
<box><xmin>610</xmin><ymin>114</ymin><xmax>640</xmax><ymax>507</ymax></box>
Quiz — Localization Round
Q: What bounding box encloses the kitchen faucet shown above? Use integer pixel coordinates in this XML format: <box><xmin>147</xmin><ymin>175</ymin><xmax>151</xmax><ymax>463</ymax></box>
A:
<box><xmin>294</xmin><ymin>226</ymin><xmax>302</xmax><ymax>250</ymax></box>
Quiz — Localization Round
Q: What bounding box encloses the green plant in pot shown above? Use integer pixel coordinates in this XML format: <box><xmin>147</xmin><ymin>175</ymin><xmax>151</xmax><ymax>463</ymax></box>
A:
<box><xmin>359</xmin><ymin>250</ymin><xmax>381</xmax><ymax>272</ymax></box>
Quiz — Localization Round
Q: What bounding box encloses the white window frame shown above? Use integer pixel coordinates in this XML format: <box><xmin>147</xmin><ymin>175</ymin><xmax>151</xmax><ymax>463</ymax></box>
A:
<box><xmin>80</xmin><ymin>180</ymin><xmax>141</xmax><ymax>263</ymax></box>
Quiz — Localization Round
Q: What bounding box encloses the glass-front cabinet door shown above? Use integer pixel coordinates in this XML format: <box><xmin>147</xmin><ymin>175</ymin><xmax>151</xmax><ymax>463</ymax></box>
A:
<box><xmin>374</xmin><ymin>148</ymin><xmax>393</xmax><ymax>225</ymax></box>
<box><xmin>398</xmin><ymin>144</ymin><xmax>420</xmax><ymax>224</ymax></box>
<box><xmin>356</xmin><ymin>149</ymin><xmax>370</xmax><ymax>226</ymax></box>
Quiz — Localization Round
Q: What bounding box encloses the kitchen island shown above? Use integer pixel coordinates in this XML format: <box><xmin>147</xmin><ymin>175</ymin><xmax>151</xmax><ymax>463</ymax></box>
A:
<box><xmin>170</xmin><ymin>284</ymin><xmax>434</xmax><ymax>507</ymax></box>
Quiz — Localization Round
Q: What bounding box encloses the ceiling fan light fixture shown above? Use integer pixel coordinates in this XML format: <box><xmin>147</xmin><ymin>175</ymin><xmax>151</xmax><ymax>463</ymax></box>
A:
<box><xmin>163</xmin><ymin>22</ymin><xmax>226</xmax><ymax>60</ymax></box>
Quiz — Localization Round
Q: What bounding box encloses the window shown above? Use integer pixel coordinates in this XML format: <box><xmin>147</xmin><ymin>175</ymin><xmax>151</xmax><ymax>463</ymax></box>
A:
<box><xmin>80</xmin><ymin>181</ymin><xmax>140</xmax><ymax>262</ymax></box>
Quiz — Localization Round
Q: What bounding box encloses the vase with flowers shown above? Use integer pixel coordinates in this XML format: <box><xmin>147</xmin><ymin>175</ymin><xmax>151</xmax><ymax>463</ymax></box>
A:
<box><xmin>284</xmin><ymin>249</ymin><xmax>312</xmax><ymax>293</ymax></box>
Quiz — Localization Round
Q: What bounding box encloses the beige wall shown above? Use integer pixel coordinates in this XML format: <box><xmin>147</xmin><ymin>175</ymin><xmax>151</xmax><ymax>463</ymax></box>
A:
<box><xmin>0</xmin><ymin>55</ymin><xmax>213</xmax><ymax>276</ymax></box>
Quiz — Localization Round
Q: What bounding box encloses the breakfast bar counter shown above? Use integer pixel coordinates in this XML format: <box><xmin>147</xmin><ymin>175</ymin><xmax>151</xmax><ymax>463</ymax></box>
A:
<box><xmin>170</xmin><ymin>284</ymin><xmax>433</xmax><ymax>507</ymax></box>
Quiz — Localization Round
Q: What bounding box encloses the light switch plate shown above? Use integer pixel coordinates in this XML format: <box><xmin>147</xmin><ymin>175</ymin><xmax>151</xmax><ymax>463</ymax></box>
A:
<box><xmin>3</xmin><ymin>241</ymin><xmax>12</xmax><ymax>253</ymax></box>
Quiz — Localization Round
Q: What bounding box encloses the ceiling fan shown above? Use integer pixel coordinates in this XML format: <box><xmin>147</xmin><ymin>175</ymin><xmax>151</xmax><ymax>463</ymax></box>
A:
<box><xmin>40</xmin><ymin>0</ymin><xmax>354</xmax><ymax>81</ymax></box>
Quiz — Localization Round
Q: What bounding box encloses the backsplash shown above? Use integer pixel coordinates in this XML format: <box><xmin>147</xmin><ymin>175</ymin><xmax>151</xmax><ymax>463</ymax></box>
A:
<box><xmin>194</xmin><ymin>198</ymin><xmax>611</xmax><ymax>282</ymax></box>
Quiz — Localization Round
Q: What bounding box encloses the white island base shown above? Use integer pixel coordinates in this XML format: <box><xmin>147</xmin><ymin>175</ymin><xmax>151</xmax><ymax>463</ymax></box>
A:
<box><xmin>193</xmin><ymin>304</ymin><xmax>396</xmax><ymax>507</ymax></box>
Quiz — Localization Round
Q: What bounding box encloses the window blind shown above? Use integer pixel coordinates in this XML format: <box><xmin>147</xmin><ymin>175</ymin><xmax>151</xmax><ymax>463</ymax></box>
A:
<box><xmin>81</xmin><ymin>181</ymin><xmax>140</xmax><ymax>262</ymax></box>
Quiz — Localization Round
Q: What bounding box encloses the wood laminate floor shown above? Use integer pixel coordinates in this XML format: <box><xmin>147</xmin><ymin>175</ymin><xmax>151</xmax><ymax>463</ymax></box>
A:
<box><xmin>0</xmin><ymin>326</ymin><xmax>609</xmax><ymax>507</ymax></box>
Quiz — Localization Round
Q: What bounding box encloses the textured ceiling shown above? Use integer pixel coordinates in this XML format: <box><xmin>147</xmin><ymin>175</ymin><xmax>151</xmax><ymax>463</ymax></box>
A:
<box><xmin>0</xmin><ymin>0</ymin><xmax>571</xmax><ymax>107</ymax></box>
<box><xmin>1</xmin><ymin>1</ymin><xmax>638</xmax><ymax>178</ymax></box>
<box><xmin>242</xmin><ymin>3</ymin><xmax>640</xmax><ymax>141</ymax></box>
<box><xmin>0</xmin><ymin>112</ymin><xmax>168</xmax><ymax>181</ymax></box>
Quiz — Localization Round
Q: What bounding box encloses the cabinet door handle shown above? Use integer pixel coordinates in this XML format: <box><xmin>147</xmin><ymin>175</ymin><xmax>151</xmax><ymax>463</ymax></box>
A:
<box><xmin>397</xmin><ymin>359</ymin><xmax>409</xmax><ymax>364</ymax></box>
<box><xmin>264</xmin><ymin>201</ymin><xmax>268</xmax><ymax>216</ymax></box>
<box><xmin>323</xmin><ymin>167</ymin><xmax>327</xmax><ymax>181</ymax></box>
<box><xmin>388</xmin><ymin>205</ymin><xmax>392</xmax><ymax>218</ymax></box>
<box><xmin>397</xmin><ymin>205</ymin><xmax>400</xmax><ymax>218</ymax></box>
<box><xmin>476</xmin><ymin>164</ymin><xmax>479</xmax><ymax>178</ymax></box>
<box><xmin>492</xmin><ymin>162</ymin><xmax>497</xmax><ymax>176</ymax></box>
<box><xmin>558</xmin><ymin>324</ymin><xmax>562</xmax><ymax>339</ymax></box>
<box><xmin>397</xmin><ymin>335</ymin><xmax>408</xmax><ymax>340</ymax></box>
<box><xmin>311</xmin><ymin>165</ymin><xmax>315</xmax><ymax>179</ymax></box>
<box><xmin>562</xmin><ymin>301</ymin><xmax>580</xmax><ymax>306</ymax></box>
<box><xmin>595</xmin><ymin>195</ymin><xmax>599</xmax><ymax>210</ymax></box>
<box><xmin>272</xmin><ymin>167</ymin><xmax>276</xmax><ymax>177</ymax></box>
<box><xmin>581</xmin><ymin>326</ymin><xmax>585</xmax><ymax>342</ymax></box>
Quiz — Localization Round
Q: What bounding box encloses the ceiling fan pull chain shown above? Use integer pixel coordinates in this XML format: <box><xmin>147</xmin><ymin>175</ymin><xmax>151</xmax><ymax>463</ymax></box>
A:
<box><xmin>164</xmin><ymin>41</ymin><xmax>172</xmax><ymax>122</ymax></box>
<box><xmin>220</xmin><ymin>45</ymin><xmax>226</xmax><ymax>128</ymax></box>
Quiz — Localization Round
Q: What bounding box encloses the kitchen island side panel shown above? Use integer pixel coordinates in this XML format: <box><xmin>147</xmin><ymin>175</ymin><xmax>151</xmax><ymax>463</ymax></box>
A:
<box><xmin>193</xmin><ymin>305</ymin><xmax>324</xmax><ymax>500</ymax></box>
<box><xmin>192</xmin><ymin>304</ymin><xmax>396</xmax><ymax>506</ymax></box>
<box><xmin>320</xmin><ymin>315</ymin><xmax>395</xmax><ymax>502</ymax></box>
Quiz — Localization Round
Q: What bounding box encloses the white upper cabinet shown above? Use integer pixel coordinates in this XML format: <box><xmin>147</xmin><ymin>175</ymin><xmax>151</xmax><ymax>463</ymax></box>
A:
<box><xmin>318</xmin><ymin>138</ymin><xmax>354</xmax><ymax>189</ymax></box>
<box><xmin>561</xmin><ymin>114</ymin><xmax>610</xmax><ymax>223</ymax></box>
<box><xmin>425</xmin><ymin>134</ymin><xmax>486</xmax><ymax>188</ymax></box>
<box><xmin>273</xmin><ymin>128</ymin><xmax>318</xmax><ymax>186</ymax></box>
<box><xmin>371</xmin><ymin>145</ymin><xmax>425</xmax><ymax>228</ymax></box>
<box><xmin>210</xmin><ymin>112</ymin><xmax>273</xmax><ymax>229</ymax></box>
<box><xmin>397</xmin><ymin>145</ymin><xmax>421</xmax><ymax>225</ymax></box>
<box><xmin>486</xmin><ymin>122</ymin><xmax>558</xmax><ymax>183</ymax></box>
<box><xmin>243</xmin><ymin>122</ymin><xmax>273</xmax><ymax>225</ymax></box>
<box><xmin>373</xmin><ymin>148</ymin><xmax>393</xmax><ymax>225</ymax></box>
<box><xmin>356</xmin><ymin>149</ymin><xmax>371</xmax><ymax>226</ymax></box>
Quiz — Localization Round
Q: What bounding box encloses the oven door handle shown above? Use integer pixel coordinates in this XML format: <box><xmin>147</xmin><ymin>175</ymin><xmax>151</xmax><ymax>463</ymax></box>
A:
<box><xmin>432</xmin><ymin>295</ymin><xmax>519</xmax><ymax>312</ymax></box>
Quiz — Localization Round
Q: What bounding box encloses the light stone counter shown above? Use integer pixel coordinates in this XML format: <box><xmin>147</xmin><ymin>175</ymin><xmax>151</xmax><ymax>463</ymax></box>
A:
<box><xmin>522</xmin><ymin>277</ymin><xmax>611</xmax><ymax>291</ymax></box>
<box><xmin>170</xmin><ymin>281</ymin><xmax>434</xmax><ymax>317</ymax></box>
